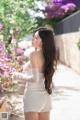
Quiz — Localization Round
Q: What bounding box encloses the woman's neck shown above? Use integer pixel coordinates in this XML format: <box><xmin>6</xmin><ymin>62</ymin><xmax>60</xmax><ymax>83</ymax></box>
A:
<box><xmin>35</xmin><ymin>48</ymin><xmax>42</xmax><ymax>51</ymax></box>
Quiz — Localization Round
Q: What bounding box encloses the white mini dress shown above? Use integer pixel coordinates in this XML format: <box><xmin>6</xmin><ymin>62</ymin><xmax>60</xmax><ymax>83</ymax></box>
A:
<box><xmin>23</xmin><ymin>68</ymin><xmax>52</xmax><ymax>112</ymax></box>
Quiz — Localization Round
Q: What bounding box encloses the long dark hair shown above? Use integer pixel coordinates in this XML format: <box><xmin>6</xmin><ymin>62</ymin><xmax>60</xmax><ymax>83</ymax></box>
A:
<box><xmin>34</xmin><ymin>27</ymin><xmax>57</xmax><ymax>94</ymax></box>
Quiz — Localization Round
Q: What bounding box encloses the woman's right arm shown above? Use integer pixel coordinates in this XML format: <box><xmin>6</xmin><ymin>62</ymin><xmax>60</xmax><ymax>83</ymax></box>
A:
<box><xmin>12</xmin><ymin>71</ymin><xmax>34</xmax><ymax>82</ymax></box>
<box><xmin>12</xmin><ymin>52</ymin><xmax>37</xmax><ymax>82</ymax></box>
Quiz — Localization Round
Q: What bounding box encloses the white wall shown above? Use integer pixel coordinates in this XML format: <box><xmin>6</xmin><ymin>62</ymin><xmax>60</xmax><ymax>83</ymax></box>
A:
<box><xmin>55</xmin><ymin>32</ymin><xmax>80</xmax><ymax>74</ymax></box>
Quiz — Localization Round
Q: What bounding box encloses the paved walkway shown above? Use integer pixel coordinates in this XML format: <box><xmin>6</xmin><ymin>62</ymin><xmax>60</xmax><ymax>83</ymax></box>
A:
<box><xmin>51</xmin><ymin>64</ymin><xmax>80</xmax><ymax>120</ymax></box>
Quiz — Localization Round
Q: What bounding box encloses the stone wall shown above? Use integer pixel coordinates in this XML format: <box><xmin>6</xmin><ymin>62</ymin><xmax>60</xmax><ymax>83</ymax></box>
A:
<box><xmin>55</xmin><ymin>32</ymin><xmax>80</xmax><ymax>74</ymax></box>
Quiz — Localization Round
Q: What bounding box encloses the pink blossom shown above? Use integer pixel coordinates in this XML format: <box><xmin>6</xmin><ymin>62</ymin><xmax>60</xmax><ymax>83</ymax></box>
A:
<box><xmin>15</xmin><ymin>47</ymin><xmax>24</xmax><ymax>56</ymax></box>
<box><xmin>4</xmin><ymin>54</ymin><xmax>12</xmax><ymax>62</ymax></box>
<box><xmin>60</xmin><ymin>5</ymin><xmax>69</xmax><ymax>12</ymax></box>
<box><xmin>66</xmin><ymin>3</ymin><xmax>76</xmax><ymax>11</ymax></box>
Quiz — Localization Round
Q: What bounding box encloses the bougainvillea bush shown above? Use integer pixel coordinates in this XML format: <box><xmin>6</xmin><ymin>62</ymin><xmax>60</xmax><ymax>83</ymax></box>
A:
<box><xmin>43</xmin><ymin>0</ymin><xmax>77</xmax><ymax>19</ymax></box>
<box><xmin>0</xmin><ymin>40</ymin><xmax>24</xmax><ymax>93</ymax></box>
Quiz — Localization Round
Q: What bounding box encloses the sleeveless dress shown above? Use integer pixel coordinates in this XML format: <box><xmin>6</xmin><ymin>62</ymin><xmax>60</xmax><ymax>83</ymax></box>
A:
<box><xmin>23</xmin><ymin>68</ymin><xmax>52</xmax><ymax>112</ymax></box>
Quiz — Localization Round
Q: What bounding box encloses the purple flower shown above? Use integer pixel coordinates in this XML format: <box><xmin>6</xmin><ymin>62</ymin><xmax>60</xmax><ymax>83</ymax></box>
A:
<box><xmin>45</xmin><ymin>4</ymin><xmax>61</xmax><ymax>12</ymax></box>
<box><xmin>43</xmin><ymin>0</ymin><xmax>76</xmax><ymax>19</ymax></box>
<box><xmin>53</xmin><ymin>0</ymin><xmax>63</xmax><ymax>4</ymax></box>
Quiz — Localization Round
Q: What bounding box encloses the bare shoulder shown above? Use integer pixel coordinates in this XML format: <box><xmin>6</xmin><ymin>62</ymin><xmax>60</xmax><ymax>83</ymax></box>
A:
<box><xmin>29</xmin><ymin>51</ymin><xmax>44</xmax><ymax>69</ymax></box>
<box><xmin>30</xmin><ymin>50</ymin><xmax>43</xmax><ymax>61</ymax></box>
<box><xmin>29</xmin><ymin>51</ymin><xmax>37</xmax><ymax>63</ymax></box>
<box><xmin>30</xmin><ymin>51</ymin><xmax>39</xmax><ymax>58</ymax></box>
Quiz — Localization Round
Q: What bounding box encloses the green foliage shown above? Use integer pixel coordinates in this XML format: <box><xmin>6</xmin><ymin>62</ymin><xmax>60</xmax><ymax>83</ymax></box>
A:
<box><xmin>0</xmin><ymin>0</ymin><xmax>60</xmax><ymax>49</ymax></box>
<box><xmin>0</xmin><ymin>0</ymin><xmax>38</xmax><ymax>44</ymax></box>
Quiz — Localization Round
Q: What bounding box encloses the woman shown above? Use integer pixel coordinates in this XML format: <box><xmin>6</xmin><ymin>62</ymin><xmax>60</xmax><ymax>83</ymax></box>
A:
<box><xmin>13</xmin><ymin>27</ymin><xmax>57</xmax><ymax>120</ymax></box>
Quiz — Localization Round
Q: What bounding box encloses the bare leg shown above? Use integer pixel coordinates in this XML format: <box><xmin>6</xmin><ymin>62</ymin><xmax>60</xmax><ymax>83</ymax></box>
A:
<box><xmin>39</xmin><ymin>112</ymin><xmax>50</xmax><ymax>120</ymax></box>
<box><xmin>24</xmin><ymin>112</ymin><xmax>39</xmax><ymax>120</ymax></box>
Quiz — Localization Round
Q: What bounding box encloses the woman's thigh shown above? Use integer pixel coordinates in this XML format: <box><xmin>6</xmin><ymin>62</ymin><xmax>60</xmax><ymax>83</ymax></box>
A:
<box><xmin>39</xmin><ymin>112</ymin><xmax>50</xmax><ymax>120</ymax></box>
<box><xmin>24</xmin><ymin>112</ymin><xmax>39</xmax><ymax>120</ymax></box>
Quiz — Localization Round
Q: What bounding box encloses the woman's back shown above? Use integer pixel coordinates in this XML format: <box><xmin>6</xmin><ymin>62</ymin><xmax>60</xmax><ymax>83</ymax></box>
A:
<box><xmin>30</xmin><ymin>50</ymin><xmax>44</xmax><ymax>73</ymax></box>
<box><xmin>26</xmin><ymin>50</ymin><xmax>45</xmax><ymax>91</ymax></box>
